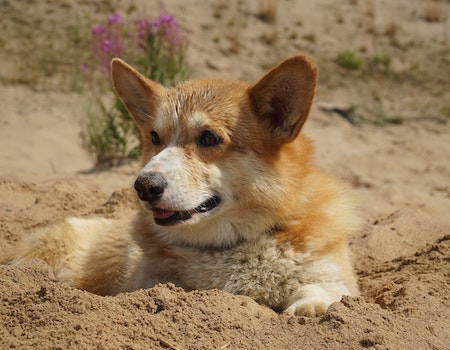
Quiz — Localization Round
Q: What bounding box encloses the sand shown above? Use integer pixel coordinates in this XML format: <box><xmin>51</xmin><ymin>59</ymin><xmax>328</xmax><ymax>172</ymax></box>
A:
<box><xmin>1</xmin><ymin>0</ymin><xmax>449</xmax><ymax>349</ymax></box>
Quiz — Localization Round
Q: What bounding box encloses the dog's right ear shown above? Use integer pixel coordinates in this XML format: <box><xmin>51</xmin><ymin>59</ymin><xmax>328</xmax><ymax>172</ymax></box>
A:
<box><xmin>111</xmin><ymin>58</ymin><xmax>166</xmax><ymax>128</ymax></box>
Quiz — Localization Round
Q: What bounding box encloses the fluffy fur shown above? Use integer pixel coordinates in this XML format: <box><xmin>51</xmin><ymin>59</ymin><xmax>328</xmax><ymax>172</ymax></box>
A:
<box><xmin>14</xmin><ymin>56</ymin><xmax>360</xmax><ymax>316</ymax></box>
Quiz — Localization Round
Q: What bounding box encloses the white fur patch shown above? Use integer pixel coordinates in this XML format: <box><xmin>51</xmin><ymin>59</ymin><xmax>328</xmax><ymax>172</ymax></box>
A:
<box><xmin>140</xmin><ymin>146</ymin><xmax>214</xmax><ymax>211</ymax></box>
<box><xmin>284</xmin><ymin>258</ymin><xmax>351</xmax><ymax>316</ymax></box>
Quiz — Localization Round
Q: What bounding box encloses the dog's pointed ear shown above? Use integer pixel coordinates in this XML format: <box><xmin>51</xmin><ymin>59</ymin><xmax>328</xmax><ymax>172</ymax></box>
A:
<box><xmin>248</xmin><ymin>56</ymin><xmax>317</xmax><ymax>144</ymax></box>
<box><xmin>111</xmin><ymin>58</ymin><xmax>166</xmax><ymax>128</ymax></box>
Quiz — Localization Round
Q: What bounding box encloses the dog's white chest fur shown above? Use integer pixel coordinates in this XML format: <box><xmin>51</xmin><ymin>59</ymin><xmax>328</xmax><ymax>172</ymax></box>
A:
<box><xmin>135</xmin><ymin>234</ymin><xmax>351</xmax><ymax>315</ymax></box>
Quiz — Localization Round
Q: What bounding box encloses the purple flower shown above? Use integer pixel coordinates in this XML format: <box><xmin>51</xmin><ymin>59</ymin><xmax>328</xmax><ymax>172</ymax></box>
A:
<box><xmin>92</xmin><ymin>25</ymin><xmax>105</xmax><ymax>35</ymax></box>
<box><xmin>152</xmin><ymin>14</ymin><xmax>175</xmax><ymax>28</ymax></box>
<box><xmin>136</xmin><ymin>20</ymin><xmax>152</xmax><ymax>39</ymax></box>
<box><xmin>101</xmin><ymin>39</ymin><xmax>111</xmax><ymax>54</ymax></box>
<box><xmin>88</xmin><ymin>13</ymin><xmax>186</xmax><ymax>77</ymax></box>
<box><xmin>80</xmin><ymin>64</ymin><xmax>88</xmax><ymax>72</ymax></box>
<box><xmin>108</xmin><ymin>13</ymin><xmax>123</xmax><ymax>25</ymax></box>
<box><xmin>151</xmin><ymin>14</ymin><xmax>184</xmax><ymax>48</ymax></box>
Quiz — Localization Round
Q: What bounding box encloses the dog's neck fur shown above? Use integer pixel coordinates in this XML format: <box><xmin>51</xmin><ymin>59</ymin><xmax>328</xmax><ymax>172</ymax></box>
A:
<box><xmin>133</xmin><ymin>206</ymin><xmax>282</xmax><ymax>250</ymax></box>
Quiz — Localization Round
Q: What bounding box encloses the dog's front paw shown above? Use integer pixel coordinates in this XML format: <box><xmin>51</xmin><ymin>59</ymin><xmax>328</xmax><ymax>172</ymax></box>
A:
<box><xmin>284</xmin><ymin>284</ymin><xmax>341</xmax><ymax>316</ymax></box>
<box><xmin>284</xmin><ymin>297</ymin><xmax>330</xmax><ymax>316</ymax></box>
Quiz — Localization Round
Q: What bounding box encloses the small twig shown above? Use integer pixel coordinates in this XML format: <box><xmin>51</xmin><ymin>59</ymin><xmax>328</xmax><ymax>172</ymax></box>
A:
<box><xmin>220</xmin><ymin>342</ymin><xmax>231</xmax><ymax>349</ymax></box>
<box><xmin>158</xmin><ymin>337</ymin><xmax>183</xmax><ymax>350</ymax></box>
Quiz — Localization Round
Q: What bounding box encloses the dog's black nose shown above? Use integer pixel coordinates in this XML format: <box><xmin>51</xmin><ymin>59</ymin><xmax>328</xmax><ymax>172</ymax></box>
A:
<box><xmin>134</xmin><ymin>172</ymin><xmax>168</xmax><ymax>202</ymax></box>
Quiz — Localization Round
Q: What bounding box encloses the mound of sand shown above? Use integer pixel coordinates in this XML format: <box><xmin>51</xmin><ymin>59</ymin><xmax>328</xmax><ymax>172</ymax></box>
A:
<box><xmin>1</xmin><ymin>177</ymin><xmax>449</xmax><ymax>349</ymax></box>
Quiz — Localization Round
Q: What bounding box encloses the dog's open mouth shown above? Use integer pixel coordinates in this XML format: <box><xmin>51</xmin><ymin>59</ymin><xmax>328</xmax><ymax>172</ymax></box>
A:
<box><xmin>151</xmin><ymin>195</ymin><xmax>221</xmax><ymax>226</ymax></box>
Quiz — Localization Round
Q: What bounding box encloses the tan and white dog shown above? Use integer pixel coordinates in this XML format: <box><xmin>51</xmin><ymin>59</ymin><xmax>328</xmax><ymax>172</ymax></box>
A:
<box><xmin>15</xmin><ymin>56</ymin><xmax>360</xmax><ymax>316</ymax></box>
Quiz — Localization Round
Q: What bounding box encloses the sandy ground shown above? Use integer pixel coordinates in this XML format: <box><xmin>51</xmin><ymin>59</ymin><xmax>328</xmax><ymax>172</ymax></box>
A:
<box><xmin>1</xmin><ymin>0</ymin><xmax>449</xmax><ymax>349</ymax></box>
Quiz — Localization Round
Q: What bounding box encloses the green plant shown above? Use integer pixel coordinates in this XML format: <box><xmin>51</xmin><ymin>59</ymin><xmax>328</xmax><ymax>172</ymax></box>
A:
<box><xmin>81</xmin><ymin>98</ymin><xmax>140</xmax><ymax>165</ymax></box>
<box><xmin>136</xmin><ymin>15</ymin><xmax>188</xmax><ymax>86</ymax></box>
<box><xmin>67</xmin><ymin>25</ymin><xmax>84</xmax><ymax>44</ymax></box>
<box><xmin>336</xmin><ymin>50</ymin><xmax>363</xmax><ymax>70</ymax></box>
<box><xmin>373</xmin><ymin>54</ymin><xmax>391</xmax><ymax>70</ymax></box>
<box><xmin>80</xmin><ymin>13</ymin><xmax>188</xmax><ymax>166</ymax></box>
<box><xmin>440</xmin><ymin>105</ymin><xmax>450</xmax><ymax>119</ymax></box>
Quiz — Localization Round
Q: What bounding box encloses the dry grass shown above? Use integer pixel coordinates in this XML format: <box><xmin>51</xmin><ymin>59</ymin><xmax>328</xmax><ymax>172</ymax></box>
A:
<box><xmin>422</xmin><ymin>1</ymin><xmax>446</xmax><ymax>22</ymax></box>
<box><xmin>384</xmin><ymin>21</ymin><xmax>398</xmax><ymax>37</ymax></box>
<box><xmin>256</xmin><ymin>0</ymin><xmax>277</xmax><ymax>24</ymax></box>
<box><xmin>214</xmin><ymin>1</ymin><xmax>252</xmax><ymax>55</ymax></box>
<box><xmin>365</xmin><ymin>0</ymin><xmax>375</xmax><ymax>19</ymax></box>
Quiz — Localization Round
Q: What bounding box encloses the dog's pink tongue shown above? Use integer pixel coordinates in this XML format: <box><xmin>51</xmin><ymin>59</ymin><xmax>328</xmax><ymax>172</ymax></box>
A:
<box><xmin>152</xmin><ymin>208</ymin><xmax>175</xmax><ymax>219</ymax></box>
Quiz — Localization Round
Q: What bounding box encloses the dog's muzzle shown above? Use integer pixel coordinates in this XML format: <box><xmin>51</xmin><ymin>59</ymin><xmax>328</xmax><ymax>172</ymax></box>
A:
<box><xmin>134</xmin><ymin>172</ymin><xmax>221</xmax><ymax>226</ymax></box>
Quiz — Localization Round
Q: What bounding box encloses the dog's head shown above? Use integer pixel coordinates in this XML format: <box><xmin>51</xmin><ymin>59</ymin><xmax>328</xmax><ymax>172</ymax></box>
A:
<box><xmin>111</xmin><ymin>56</ymin><xmax>317</xmax><ymax>247</ymax></box>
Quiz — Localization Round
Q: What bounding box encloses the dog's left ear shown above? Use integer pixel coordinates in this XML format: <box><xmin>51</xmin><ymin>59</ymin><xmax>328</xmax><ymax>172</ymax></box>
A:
<box><xmin>248</xmin><ymin>56</ymin><xmax>317</xmax><ymax>144</ymax></box>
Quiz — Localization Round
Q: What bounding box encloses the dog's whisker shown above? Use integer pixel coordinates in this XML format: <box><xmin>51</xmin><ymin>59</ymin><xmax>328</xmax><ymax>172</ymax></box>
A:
<box><xmin>132</xmin><ymin>104</ymin><xmax>154</xmax><ymax>121</ymax></box>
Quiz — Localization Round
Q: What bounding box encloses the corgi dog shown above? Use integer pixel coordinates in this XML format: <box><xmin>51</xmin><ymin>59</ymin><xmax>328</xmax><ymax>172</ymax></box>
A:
<box><xmin>15</xmin><ymin>56</ymin><xmax>359</xmax><ymax>316</ymax></box>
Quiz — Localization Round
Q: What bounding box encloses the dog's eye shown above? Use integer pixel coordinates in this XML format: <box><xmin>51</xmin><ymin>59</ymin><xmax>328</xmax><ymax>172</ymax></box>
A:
<box><xmin>151</xmin><ymin>130</ymin><xmax>161</xmax><ymax>146</ymax></box>
<box><xmin>197</xmin><ymin>130</ymin><xmax>222</xmax><ymax>148</ymax></box>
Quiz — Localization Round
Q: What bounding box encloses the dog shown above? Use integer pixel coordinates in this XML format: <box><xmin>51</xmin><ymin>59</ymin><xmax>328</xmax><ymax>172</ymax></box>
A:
<box><xmin>14</xmin><ymin>56</ymin><xmax>360</xmax><ymax>316</ymax></box>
